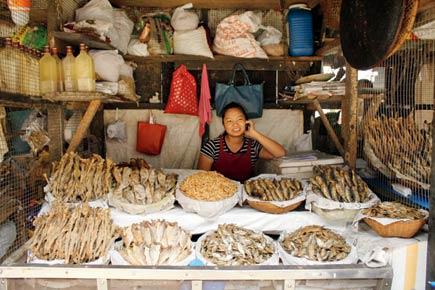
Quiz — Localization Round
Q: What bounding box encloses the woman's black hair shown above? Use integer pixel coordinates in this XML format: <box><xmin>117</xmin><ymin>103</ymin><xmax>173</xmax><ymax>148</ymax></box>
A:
<box><xmin>221</xmin><ymin>102</ymin><xmax>248</xmax><ymax>123</ymax></box>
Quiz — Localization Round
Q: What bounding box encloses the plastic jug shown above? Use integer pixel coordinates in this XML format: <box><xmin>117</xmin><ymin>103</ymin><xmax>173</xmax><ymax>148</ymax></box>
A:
<box><xmin>287</xmin><ymin>4</ymin><xmax>314</xmax><ymax>56</ymax></box>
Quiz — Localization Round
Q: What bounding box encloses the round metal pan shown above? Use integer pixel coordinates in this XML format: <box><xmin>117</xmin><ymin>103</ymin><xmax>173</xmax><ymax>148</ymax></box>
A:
<box><xmin>340</xmin><ymin>0</ymin><xmax>406</xmax><ymax>70</ymax></box>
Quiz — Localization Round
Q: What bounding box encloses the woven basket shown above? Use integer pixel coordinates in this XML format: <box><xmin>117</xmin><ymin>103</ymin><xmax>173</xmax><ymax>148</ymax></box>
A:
<box><xmin>321</xmin><ymin>0</ymin><xmax>342</xmax><ymax>30</ymax></box>
<box><xmin>363</xmin><ymin>217</ymin><xmax>426</xmax><ymax>238</ymax></box>
<box><xmin>247</xmin><ymin>200</ymin><xmax>303</xmax><ymax>214</ymax></box>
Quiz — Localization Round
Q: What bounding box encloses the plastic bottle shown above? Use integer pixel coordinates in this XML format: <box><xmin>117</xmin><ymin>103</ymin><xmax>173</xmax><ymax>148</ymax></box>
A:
<box><xmin>29</xmin><ymin>48</ymin><xmax>40</xmax><ymax>96</ymax></box>
<box><xmin>39</xmin><ymin>46</ymin><xmax>57</xmax><ymax>94</ymax></box>
<box><xmin>51</xmin><ymin>47</ymin><xmax>64</xmax><ymax>92</ymax></box>
<box><xmin>287</xmin><ymin>4</ymin><xmax>314</xmax><ymax>56</ymax></box>
<box><xmin>62</xmin><ymin>46</ymin><xmax>77</xmax><ymax>92</ymax></box>
<box><xmin>75</xmin><ymin>43</ymin><xmax>95</xmax><ymax>92</ymax></box>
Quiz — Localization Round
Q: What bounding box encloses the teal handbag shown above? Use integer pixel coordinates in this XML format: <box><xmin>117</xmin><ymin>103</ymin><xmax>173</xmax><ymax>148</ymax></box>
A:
<box><xmin>215</xmin><ymin>64</ymin><xmax>263</xmax><ymax>119</ymax></box>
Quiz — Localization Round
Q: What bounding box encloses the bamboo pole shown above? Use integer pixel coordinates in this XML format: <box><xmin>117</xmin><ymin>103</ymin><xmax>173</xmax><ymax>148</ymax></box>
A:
<box><xmin>66</xmin><ymin>100</ymin><xmax>101</xmax><ymax>153</ymax></box>
<box><xmin>313</xmin><ymin>99</ymin><xmax>345</xmax><ymax>157</ymax></box>
<box><xmin>344</xmin><ymin>64</ymin><xmax>358</xmax><ymax>168</ymax></box>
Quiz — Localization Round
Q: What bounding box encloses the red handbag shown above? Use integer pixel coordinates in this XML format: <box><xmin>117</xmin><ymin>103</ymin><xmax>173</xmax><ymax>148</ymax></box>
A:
<box><xmin>164</xmin><ymin>64</ymin><xmax>198</xmax><ymax>115</ymax></box>
<box><xmin>136</xmin><ymin>112</ymin><xmax>167</xmax><ymax>155</ymax></box>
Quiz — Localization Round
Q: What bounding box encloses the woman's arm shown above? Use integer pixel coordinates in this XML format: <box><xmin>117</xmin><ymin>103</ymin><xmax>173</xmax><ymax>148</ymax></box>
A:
<box><xmin>197</xmin><ymin>153</ymin><xmax>214</xmax><ymax>170</ymax></box>
<box><xmin>245</xmin><ymin>120</ymin><xmax>287</xmax><ymax>160</ymax></box>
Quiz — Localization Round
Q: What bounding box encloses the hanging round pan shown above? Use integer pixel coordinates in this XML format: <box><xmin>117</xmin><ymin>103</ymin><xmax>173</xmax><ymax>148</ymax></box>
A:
<box><xmin>340</xmin><ymin>0</ymin><xmax>419</xmax><ymax>70</ymax></box>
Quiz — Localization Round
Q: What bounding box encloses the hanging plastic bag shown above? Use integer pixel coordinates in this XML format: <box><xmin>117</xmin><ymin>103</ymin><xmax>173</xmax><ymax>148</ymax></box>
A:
<box><xmin>64</xmin><ymin>111</ymin><xmax>83</xmax><ymax>144</ymax></box>
<box><xmin>89</xmin><ymin>50</ymin><xmax>124</xmax><ymax>82</ymax></box>
<box><xmin>127</xmin><ymin>39</ymin><xmax>150</xmax><ymax>56</ymax></box>
<box><xmin>165</xmin><ymin>65</ymin><xmax>198</xmax><ymax>115</ymax></box>
<box><xmin>136</xmin><ymin>111</ymin><xmax>167</xmax><ymax>155</ymax></box>
<box><xmin>112</xmin><ymin>9</ymin><xmax>134</xmax><ymax>54</ymax></box>
<box><xmin>171</xmin><ymin>3</ymin><xmax>199</xmax><ymax>31</ymax></box>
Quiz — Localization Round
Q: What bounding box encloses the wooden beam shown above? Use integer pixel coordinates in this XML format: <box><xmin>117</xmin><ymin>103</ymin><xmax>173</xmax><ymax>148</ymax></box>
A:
<box><xmin>344</xmin><ymin>64</ymin><xmax>358</xmax><ymax>168</ymax></box>
<box><xmin>66</xmin><ymin>100</ymin><xmax>101</xmax><ymax>153</ymax></box>
<box><xmin>313</xmin><ymin>99</ymin><xmax>345</xmax><ymax>157</ymax></box>
<box><xmin>316</xmin><ymin>38</ymin><xmax>341</xmax><ymax>56</ymax></box>
<box><xmin>418</xmin><ymin>0</ymin><xmax>435</xmax><ymax>12</ymax></box>
<box><xmin>110</xmin><ymin>0</ymin><xmax>281</xmax><ymax>9</ymax></box>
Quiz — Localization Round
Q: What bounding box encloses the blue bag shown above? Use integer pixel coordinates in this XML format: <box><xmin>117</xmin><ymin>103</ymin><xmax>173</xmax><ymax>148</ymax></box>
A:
<box><xmin>215</xmin><ymin>64</ymin><xmax>263</xmax><ymax>118</ymax></box>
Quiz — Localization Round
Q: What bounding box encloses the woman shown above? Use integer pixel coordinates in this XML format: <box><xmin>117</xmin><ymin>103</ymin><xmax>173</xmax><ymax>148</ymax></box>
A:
<box><xmin>198</xmin><ymin>103</ymin><xmax>286</xmax><ymax>182</ymax></box>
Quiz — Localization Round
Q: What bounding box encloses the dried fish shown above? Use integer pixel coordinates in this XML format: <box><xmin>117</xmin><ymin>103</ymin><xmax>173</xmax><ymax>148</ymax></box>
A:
<box><xmin>281</xmin><ymin>225</ymin><xmax>351</xmax><ymax>262</ymax></box>
<box><xmin>310</xmin><ymin>165</ymin><xmax>371</xmax><ymax>203</ymax></box>
<box><xmin>119</xmin><ymin>220</ymin><xmax>192</xmax><ymax>265</ymax></box>
<box><xmin>244</xmin><ymin>178</ymin><xmax>303</xmax><ymax>201</ymax></box>
<box><xmin>362</xmin><ymin>202</ymin><xmax>426</xmax><ymax>220</ymax></box>
<box><xmin>112</xmin><ymin>165</ymin><xmax>177</xmax><ymax>205</ymax></box>
<box><xmin>31</xmin><ymin>203</ymin><xmax>117</xmax><ymax>264</ymax></box>
<box><xmin>180</xmin><ymin>171</ymin><xmax>238</xmax><ymax>201</ymax></box>
<box><xmin>200</xmin><ymin>224</ymin><xmax>274</xmax><ymax>266</ymax></box>
<box><xmin>365</xmin><ymin>116</ymin><xmax>432</xmax><ymax>184</ymax></box>
<box><xmin>45</xmin><ymin>152</ymin><xmax>114</xmax><ymax>202</ymax></box>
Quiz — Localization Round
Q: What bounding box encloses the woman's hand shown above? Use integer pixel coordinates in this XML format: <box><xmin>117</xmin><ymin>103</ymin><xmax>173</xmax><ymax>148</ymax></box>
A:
<box><xmin>244</xmin><ymin>120</ymin><xmax>258</xmax><ymax>139</ymax></box>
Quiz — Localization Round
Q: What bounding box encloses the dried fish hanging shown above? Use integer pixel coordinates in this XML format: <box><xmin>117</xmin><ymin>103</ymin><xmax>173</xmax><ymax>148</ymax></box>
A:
<box><xmin>44</xmin><ymin>152</ymin><xmax>114</xmax><ymax>202</ymax></box>
<box><xmin>364</xmin><ymin>115</ymin><xmax>432</xmax><ymax>187</ymax></box>
<box><xmin>116</xmin><ymin>220</ymin><xmax>192</xmax><ymax>265</ymax></box>
<box><xmin>30</xmin><ymin>203</ymin><xmax>117</xmax><ymax>264</ymax></box>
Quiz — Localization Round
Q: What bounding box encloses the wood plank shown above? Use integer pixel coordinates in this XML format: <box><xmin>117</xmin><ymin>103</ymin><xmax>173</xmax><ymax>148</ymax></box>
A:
<box><xmin>110</xmin><ymin>0</ymin><xmax>281</xmax><ymax>9</ymax></box>
<box><xmin>52</xmin><ymin>32</ymin><xmax>117</xmax><ymax>51</ymax></box>
<box><xmin>0</xmin><ymin>92</ymin><xmax>48</xmax><ymax>109</ymax></box>
<box><xmin>316</xmin><ymin>38</ymin><xmax>341</xmax><ymax>56</ymax></box>
<box><xmin>278</xmin><ymin>95</ymin><xmax>343</xmax><ymax>105</ymax></box>
<box><xmin>313</xmin><ymin>99</ymin><xmax>345</xmax><ymax>157</ymax></box>
<box><xmin>66</xmin><ymin>100</ymin><xmax>102</xmax><ymax>153</ymax></box>
<box><xmin>344</xmin><ymin>64</ymin><xmax>358</xmax><ymax>168</ymax></box>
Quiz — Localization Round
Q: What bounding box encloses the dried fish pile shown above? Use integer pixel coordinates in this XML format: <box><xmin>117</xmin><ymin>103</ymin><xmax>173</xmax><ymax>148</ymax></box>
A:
<box><xmin>200</xmin><ymin>224</ymin><xmax>274</xmax><ymax>266</ymax></box>
<box><xmin>31</xmin><ymin>204</ymin><xmax>116</xmax><ymax>264</ymax></box>
<box><xmin>310</xmin><ymin>165</ymin><xmax>370</xmax><ymax>203</ymax></box>
<box><xmin>365</xmin><ymin>116</ymin><xmax>432</xmax><ymax>184</ymax></box>
<box><xmin>45</xmin><ymin>152</ymin><xmax>114</xmax><ymax>202</ymax></box>
<box><xmin>112</xmin><ymin>166</ymin><xmax>177</xmax><ymax>205</ymax></box>
<box><xmin>281</xmin><ymin>225</ymin><xmax>351</xmax><ymax>262</ymax></box>
<box><xmin>180</xmin><ymin>171</ymin><xmax>238</xmax><ymax>201</ymax></box>
<box><xmin>362</xmin><ymin>202</ymin><xmax>426</xmax><ymax>220</ymax></box>
<box><xmin>116</xmin><ymin>158</ymin><xmax>150</xmax><ymax>169</ymax></box>
<box><xmin>119</xmin><ymin>220</ymin><xmax>192</xmax><ymax>265</ymax></box>
<box><xmin>245</xmin><ymin>178</ymin><xmax>303</xmax><ymax>201</ymax></box>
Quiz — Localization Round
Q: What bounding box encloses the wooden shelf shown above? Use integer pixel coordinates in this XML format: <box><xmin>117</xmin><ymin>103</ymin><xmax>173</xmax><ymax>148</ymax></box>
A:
<box><xmin>278</xmin><ymin>95</ymin><xmax>343</xmax><ymax>105</ymax></box>
<box><xmin>104</xmin><ymin>102</ymin><xmax>165</xmax><ymax>110</ymax></box>
<box><xmin>110</xmin><ymin>0</ymin><xmax>320</xmax><ymax>9</ymax></box>
<box><xmin>52</xmin><ymin>32</ymin><xmax>117</xmax><ymax>51</ymax></box>
<box><xmin>125</xmin><ymin>54</ymin><xmax>322</xmax><ymax>70</ymax></box>
<box><xmin>0</xmin><ymin>91</ymin><xmax>50</xmax><ymax>109</ymax></box>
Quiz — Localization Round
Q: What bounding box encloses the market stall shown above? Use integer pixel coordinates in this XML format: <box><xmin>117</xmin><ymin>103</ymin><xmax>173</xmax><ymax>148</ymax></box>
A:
<box><xmin>0</xmin><ymin>0</ymin><xmax>433</xmax><ymax>290</ymax></box>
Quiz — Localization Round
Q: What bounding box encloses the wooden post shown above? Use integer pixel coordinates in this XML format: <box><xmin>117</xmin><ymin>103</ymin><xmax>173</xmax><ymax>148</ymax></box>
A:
<box><xmin>66</xmin><ymin>100</ymin><xmax>101</xmax><ymax>153</ymax></box>
<box><xmin>344</xmin><ymin>64</ymin><xmax>358</xmax><ymax>168</ymax></box>
<box><xmin>47</xmin><ymin>104</ymin><xmax>64</xmax><ymax>162</ymax></box>
<box><xmin>313</xmin><ymin>99</ymin><xmax>345</xmax><ymax>157</ymax></box>
<box><xmin>427</xmin><ymin>110</ymin><xmax>435</xmax><ymax>290</ymax></box>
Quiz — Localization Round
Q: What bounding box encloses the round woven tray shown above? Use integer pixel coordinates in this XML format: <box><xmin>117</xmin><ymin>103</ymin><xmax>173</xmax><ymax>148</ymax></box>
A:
<box><xmin>363</xmin><ymin>217</ymin><xmax>426</xmax><ymax>238</ymax></box>
<box><xmin>247</xmin><ymin>200</ymin><xmax>303</xmax><ymax>214</ymax></box>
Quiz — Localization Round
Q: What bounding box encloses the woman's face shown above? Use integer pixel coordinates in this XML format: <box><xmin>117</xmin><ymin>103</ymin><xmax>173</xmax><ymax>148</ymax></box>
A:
<box><xmin>223</xmin><ymin>108</ymin><xmax>246</xmax><ymax>137</ymax></box>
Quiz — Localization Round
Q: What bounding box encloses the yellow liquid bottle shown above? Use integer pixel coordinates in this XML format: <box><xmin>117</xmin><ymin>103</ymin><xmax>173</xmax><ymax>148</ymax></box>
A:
<box><xmin>62</xmin><ymin>46</ymin><xmax>77</xmax><ymax>92</ymax></box>
<box><xmin>39</xmin><ymin>46</ymin><xmax>57</xmax><ymax>94</ymax></box>
<box><xmin>75</xmin><ymin>43</ymin><xmax>95</xmax><ymax>92</ymax></box>
<box><xmin>30</xmin><ymin>49</ymin><xmax>40</xmax><ymax>96</ymax></box>
<box><xmin>51</xmin><ymin>47</ymin><xmax>64</xmax><ymax>92</ymax></box>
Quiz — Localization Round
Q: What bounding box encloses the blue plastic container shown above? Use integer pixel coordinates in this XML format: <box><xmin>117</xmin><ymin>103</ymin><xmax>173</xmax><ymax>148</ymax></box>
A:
<box><xmin>287</xmin><ymin>4</ymin><xmax>314</xmax><ymax>56</ymax></box>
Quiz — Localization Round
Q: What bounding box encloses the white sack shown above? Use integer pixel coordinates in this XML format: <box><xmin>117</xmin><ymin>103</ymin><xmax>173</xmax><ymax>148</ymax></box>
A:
<box><xmin>112</xmin><ymin>9</ymin><xmax>134</xmax><ymax>54</ymax></box>
<box><xmin>176</xmin><ymin>172</ymin><xmax>242</xmax><ymax>219</ymax></box>
<box><xmin>127</xmin><ymin>39</ymin><xmax>150</xmax><ymax>56</ymax></box>
<box><xmin>257</xmin><ymin>26</ymin><xmax>282</xmax><ymax>46</ymax></box>
<box><xmin>171</xmin><ymin>3</ymin><xmax>199</xmax><ymax>31</ymax></box>
<box><xmin>76</xmin><ymin>0</ymin><xmax>113</xmax><ymax>23</ymax></box>
<box><xmin>89</xmin><ymin>50</ymin><xmax>124</xmax><ymax>82</ymax></box>
<box><xmin>173</xmin><ymin>27</ymin><xmax>213</xmax><ymax>58</ymax></box>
